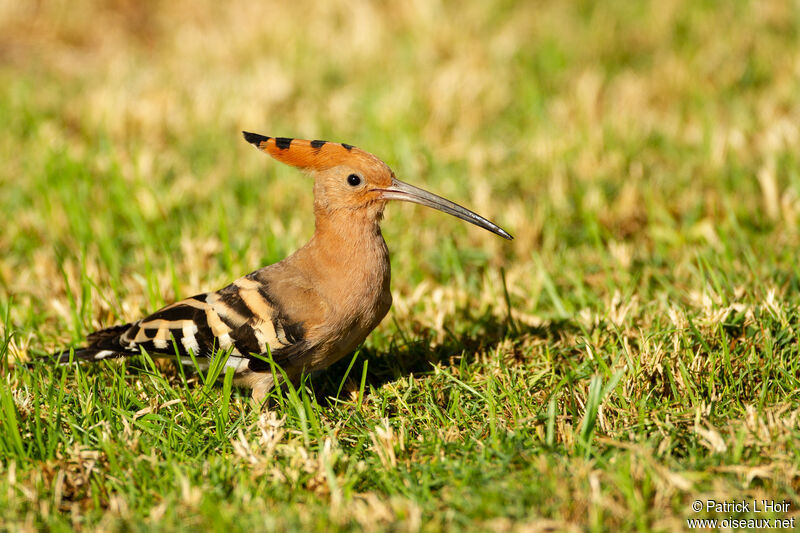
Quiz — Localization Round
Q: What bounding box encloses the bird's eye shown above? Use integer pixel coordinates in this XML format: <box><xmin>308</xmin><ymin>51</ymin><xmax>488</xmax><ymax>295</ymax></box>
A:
<box><xmin>347</xmin><ymin>174</ymin><xmax>362</xmax><ymax>186</ymax></box>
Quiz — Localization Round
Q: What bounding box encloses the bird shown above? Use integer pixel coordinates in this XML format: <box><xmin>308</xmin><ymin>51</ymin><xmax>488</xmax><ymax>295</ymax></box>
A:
<box><xmin>50</xmin><ymin>132</ymin><xmax>513</xmax><ymax>404</ymax></box>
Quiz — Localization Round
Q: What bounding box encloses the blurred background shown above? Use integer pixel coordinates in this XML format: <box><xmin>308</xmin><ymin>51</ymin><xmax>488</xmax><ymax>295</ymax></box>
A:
<box><xmin>1</xmin><ymin>0</ymin><xmax>799</xmax><ymax>352</ymax></box>
<box><xmin>2</xmin><ymin>2</ymin><xmax>800</xmax><ymax>529</ymax></box>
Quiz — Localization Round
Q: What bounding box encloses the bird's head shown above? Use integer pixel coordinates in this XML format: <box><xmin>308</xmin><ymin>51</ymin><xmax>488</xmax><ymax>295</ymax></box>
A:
<box><xmin>243</xmin><ymin>132</ymin><xmax>512</xmax><ymax>240</ymax></box>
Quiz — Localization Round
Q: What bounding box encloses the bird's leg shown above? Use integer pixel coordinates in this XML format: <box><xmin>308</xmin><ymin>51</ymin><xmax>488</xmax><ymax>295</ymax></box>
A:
<box><xmin>251</xmin><ymin>373</ymin><xmax>275</xmax><ymax>408</ymax></box>
<box><xmin>234</xmin><ymin>370</ymin><xmax>275</xmax><ymax>408</ymax></box>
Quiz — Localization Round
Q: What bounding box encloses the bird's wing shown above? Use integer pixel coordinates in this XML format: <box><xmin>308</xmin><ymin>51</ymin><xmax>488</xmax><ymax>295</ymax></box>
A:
<box><xmin>65</xmin><ymin>276</ymin><xmax>311</xmax><ymax>369</ymax></box>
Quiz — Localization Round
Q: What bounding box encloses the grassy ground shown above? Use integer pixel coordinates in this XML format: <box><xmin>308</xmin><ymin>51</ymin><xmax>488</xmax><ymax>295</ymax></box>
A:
<box><xmin>1</xmin><ymin>0</ymin><xmax>800</xmax><ymax>530</ymax></box>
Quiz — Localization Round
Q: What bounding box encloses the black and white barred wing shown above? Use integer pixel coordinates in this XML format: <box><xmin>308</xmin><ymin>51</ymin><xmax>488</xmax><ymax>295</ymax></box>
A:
<box><xmin>56</xmin><ymin>278</ymin><xmax>308</xmax><ymax>370</ymax></box>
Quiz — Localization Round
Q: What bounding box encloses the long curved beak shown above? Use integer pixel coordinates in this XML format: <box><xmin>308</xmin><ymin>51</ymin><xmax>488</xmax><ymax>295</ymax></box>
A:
<box><xmin>375</xmin><ymin>178</ymin><xmax>513</xmax><ymax>240</ymax></box>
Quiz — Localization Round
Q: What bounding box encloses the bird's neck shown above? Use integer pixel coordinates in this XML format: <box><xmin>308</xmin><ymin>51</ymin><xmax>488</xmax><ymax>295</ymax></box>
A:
<box><xmin>312</xmin><ymin>207</ymin><xmax>387</xmax><ymax>263</ymax></box>
<box><xmin>300</xmin><ymin>206</ymin><xmax>391</xmax><ymax>302</ymax></box>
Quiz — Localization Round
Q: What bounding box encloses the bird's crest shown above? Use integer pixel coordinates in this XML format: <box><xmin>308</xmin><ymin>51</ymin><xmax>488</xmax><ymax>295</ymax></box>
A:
<box><xmin>242</xmin><ymin>131</ymin><xmax>381</xmax><ymax>172</ymax></box>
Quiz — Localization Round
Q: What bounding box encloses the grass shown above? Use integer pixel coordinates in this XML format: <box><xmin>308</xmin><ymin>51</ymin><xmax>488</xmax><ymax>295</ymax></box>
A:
<box><xmin>1</xmin><ymin>0</ymin><xmax>800</xmax><ymax>530</ymax></box>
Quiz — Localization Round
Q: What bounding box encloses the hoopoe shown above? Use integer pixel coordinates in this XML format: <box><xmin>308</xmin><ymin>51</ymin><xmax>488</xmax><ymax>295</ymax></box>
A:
<box><xmin>52</xmin><ymin>132</ymin><xmax>512</xmax><ymax>404</ymax></box>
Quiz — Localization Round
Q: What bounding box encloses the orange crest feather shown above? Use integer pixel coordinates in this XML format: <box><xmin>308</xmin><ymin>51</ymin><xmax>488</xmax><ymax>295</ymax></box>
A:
<box><xmin>242</xmin><ymin>132</ymin><xmax>375</xmax><ymax>172</ymax></box>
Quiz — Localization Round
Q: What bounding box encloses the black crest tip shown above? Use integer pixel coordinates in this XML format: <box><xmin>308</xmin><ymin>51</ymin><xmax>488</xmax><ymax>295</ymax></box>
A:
<box><xmin>275</xmin><ymin>137</ymin><xmax>293</xmax><ymax>149</ymax></box>
<box><xmin>242</xmin><ymin>131</ymin><xmax>271</xmax><ymax>146</ymax></box>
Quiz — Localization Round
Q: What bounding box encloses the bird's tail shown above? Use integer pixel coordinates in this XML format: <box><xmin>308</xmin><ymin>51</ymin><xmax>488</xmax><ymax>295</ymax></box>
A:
<box><xmin>49</xmin><ymin>323</ymin><xmax>136</xmax><ymax>365</ymax></box>
<box><xmin>52</xmin><ymin>347</ymin><xmax>125</xmax><ymax>365</ymax></box>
